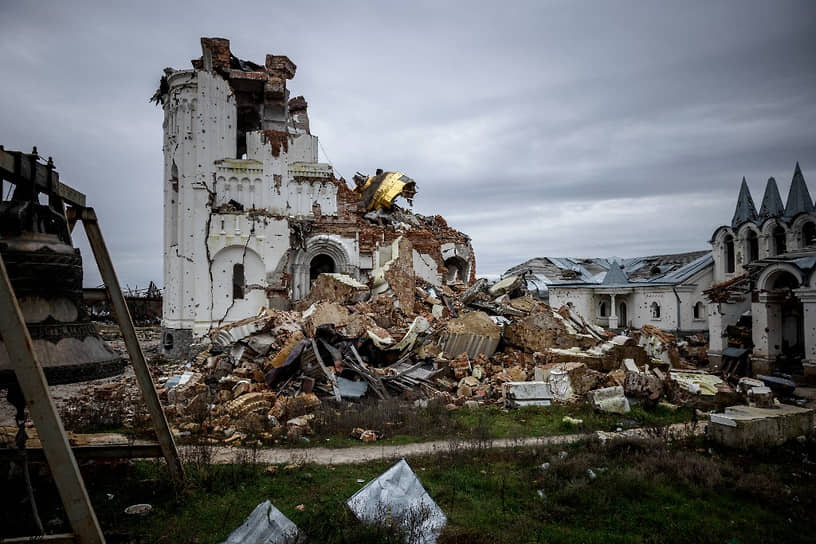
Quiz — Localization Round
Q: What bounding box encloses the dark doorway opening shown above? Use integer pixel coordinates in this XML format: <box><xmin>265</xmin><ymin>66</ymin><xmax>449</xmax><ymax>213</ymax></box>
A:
<box><xmin>310</xmin><ymin>254</ymin><xmax>335</xmax><ymax>284</ymax></box>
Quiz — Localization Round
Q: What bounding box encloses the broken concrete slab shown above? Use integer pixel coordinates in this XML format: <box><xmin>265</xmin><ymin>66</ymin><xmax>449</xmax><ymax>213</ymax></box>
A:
<box><xmin>755</xmin><ymin>374</ymin><xmax>797</xmax><ymax>396</ymax></box>
<box><xmin>548</xmin><ymin>366</ymin><xmax>574</xmax><ymax>401</ymax></box>
<box><xmin>390</xmin><ymin>316</ymin><xmax>431</xmax><ymax>353</ymax></box>
<box><xmin>488</xmin><ymin>275</ymin><xmax>522</xmax><ymax>297</ymax></box>
<box><xmin>588</xmin><ymin>386</ymin><xmax>630</xmax><ymax>414</ymax></box>
<box><xmin>438</xmin><ymin>311</ymin><xmax>501</xmax><ymax>359</ymax></box>
<box><xmin>372</xmin><ymin>236</ymin><xmax>416</xmax><ymax>314</ymax></box>
<box><xmin>708</xmin><ymin>404</ymin><xmax>814</xmax><ymax>448</ymax></box>
<box><xmin>306</xmin><ymin>273</ymin><xmax>369</xmax><ymax>305</ymax></box>
<box><xmin>503</xmin><ymin>308</ymin><xmax>594</xmax><ymax>354</ymax></box>
<box><xmin>670</xmin><ymin>370</ymin><xmax>724</xmax><ymax>396</ymax></box>
<box><xmin>503</xmin><ymin>381</ymin><xmax>553</xmax><ymax>407</ymax></box>
<box><xmin>302</xmin><ymin>302</ymin><xmax>351</xmax><ymax>337</ymax></box>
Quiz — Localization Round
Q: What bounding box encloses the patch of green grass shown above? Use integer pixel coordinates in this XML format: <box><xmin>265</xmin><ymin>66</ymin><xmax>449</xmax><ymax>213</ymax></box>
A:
<box><xmin>76</xmin><ymin>435</ymin><xmax>815</xmax><ymax>543</ymax></box>
<box><xmin>305</xmin><ymin>399</ymin><xmax>694</xmax><ymax>448</ymax></box>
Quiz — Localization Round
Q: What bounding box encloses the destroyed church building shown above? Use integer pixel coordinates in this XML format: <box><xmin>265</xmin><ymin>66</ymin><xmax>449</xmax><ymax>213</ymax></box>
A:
<box><xmin>708</xmin><ymin>163</ymin><xmax>816</xmax><ymax>376</ymax></box>
<box><xmin>504</xmin><ymin>251</ymin><xmax>713</xmax><ymax>334</ymax></box>
<box><xmin>156</xmin><ymin>38</ymin><xmax>474</xmax><ymax>356</ymax></box>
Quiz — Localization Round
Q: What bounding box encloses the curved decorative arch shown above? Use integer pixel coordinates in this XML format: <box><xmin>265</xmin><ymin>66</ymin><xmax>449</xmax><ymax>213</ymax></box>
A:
<box><xmin>291</xmin><ymin>234</ymin><xmax>355</xmax><ymax>300</ymax></box>
<box><xmin>760</xmin><ymin>218</ymin><xmax>787</xmax><ymax>237</ymax></box>
<box><xmin>210</xmin><ymin>245</ymin><xmax>266</xmax><ymax>325</ymax></box>
<box><xmin>711</xmin><ymin>225</ymin><xmax>734</xmax><ymax>244</ymax></box>
<box><xmin>738</xmin><ymin>224</ymin><xmax>760</xmax><ymax>264</ymax></box>
<box><xmin>736</xmin><ymin>222</ymin><xmax>760</xmax><ymax>240</ymax></box>
<box><xmin>789</xmin><ymin>214</ymin><xmax>816</xmax><ymax>249</ymax></box>
<box><xmin>756</xmin><ymin>262</ymin><xmax>804</xmax><ymax>292</ymax></box>
<box><xmin>789</xmin><ymin>213</ymin><xmax>816</xmax><ymax>233</ymax></box>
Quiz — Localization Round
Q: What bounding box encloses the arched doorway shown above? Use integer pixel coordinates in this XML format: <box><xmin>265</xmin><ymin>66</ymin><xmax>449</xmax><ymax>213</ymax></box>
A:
<box><xmin>773</xmin><ymin>272</ymin><xmax>804</xmax><ymax>361</ymax></box>
<box><xmin>618</xmin><ymin>302</ymin><xmax>627</xmax><ymax>328</ymax></box>
<box><xmin>309</xmin><ymin>254</ymin><xmax>335</xmax><ymax>284</ymax></box>
<box><xmin>755</xmin><ymin>266</ymin><xmax>806</xmax><ymax>372</ymax></box>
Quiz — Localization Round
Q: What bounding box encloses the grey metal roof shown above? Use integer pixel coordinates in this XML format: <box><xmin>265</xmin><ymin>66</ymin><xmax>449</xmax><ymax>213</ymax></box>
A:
<box><xmin>731</xmin><ymin>177</ymin><xmax>759</xmax><ymax>228</ymax></box>
<box><xmin>602</xmin><ymin>261</ymin><xmax>629</xmax><ymax>285</ymax></box>
<box><xmin>784</xmin><ymin>162</ymin><xmax>812</xmax><ymax>220</ymax></box>
<box><xmin>758</xmin><ymin>177</ymin><xmax>784</xmax><ymax>223</ymax></box>
<box><xmin>506</xmin><ymin>251</ymin><xmax>713</xmax><ymax>290</ymax></box>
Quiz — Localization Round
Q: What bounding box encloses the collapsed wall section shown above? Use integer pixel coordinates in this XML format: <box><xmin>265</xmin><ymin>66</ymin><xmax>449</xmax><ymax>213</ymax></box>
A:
<box><xmin>158</xmin><ymin>37</ymin><xmax>476</xmax><ymax>357</ymax></box>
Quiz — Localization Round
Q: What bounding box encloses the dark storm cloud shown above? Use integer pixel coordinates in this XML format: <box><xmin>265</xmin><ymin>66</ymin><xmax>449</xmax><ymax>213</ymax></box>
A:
<box><xmin>0</xmin><ymin>0</ymin><xmax>814</xmax><ymax>286</ymax></box>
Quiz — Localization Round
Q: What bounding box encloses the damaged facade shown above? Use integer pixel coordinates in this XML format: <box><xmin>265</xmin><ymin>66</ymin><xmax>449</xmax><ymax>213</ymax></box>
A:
<box><xmin>505</xmin><ymin>251</ymin><xmax>713</xmax><ymax>334</ymax></box>
<box><xmin>157</xmin><ymin>38</ymin><xmax>474</xmax><ymax>355</ymax></box>
<box><xmin>708</xmin><ymin>163</ymin><xmax>816</xmax><ymax>376</ymax></box>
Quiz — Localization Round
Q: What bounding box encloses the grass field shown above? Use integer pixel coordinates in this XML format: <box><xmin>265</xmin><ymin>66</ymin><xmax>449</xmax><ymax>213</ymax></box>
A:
<box><xmin>305</xmin><ymin>400</ymin><xmax>695</xmax><ymax>448</ymax></box>
<box><xmin>57</xmin><ymin>433</ymin><xmax>814</xmax><ymax>543</ymax></box>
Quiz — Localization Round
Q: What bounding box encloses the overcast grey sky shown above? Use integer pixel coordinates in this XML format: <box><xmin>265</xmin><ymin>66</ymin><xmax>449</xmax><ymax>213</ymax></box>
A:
<box><xmin>1</xmin><ymin>1</ymin><xmax>814</xmax><ymax>287</ymax></box>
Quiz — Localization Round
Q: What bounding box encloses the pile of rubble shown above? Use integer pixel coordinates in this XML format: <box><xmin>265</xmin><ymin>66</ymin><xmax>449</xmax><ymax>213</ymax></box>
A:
<box><xmin>151</xmin><ymin>265</ymin><xmax>741</xmax><ymax>445</ymax></box>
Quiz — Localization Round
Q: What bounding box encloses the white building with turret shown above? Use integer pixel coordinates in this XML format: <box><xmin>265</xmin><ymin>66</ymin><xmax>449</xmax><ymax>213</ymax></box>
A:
<box><xmin>157</xmin><ymin>38</ymin><xmax>475</xmax><ymax>357</ymax></box>
<box><xmin>708</xmin><ymin>162</ymin><xmax>816</xmax><ymax>377</ymax></box>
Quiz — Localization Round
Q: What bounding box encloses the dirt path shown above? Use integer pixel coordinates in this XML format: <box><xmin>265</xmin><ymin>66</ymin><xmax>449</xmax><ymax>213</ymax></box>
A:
<box><xmin>191</xmin><ymin>422</ymin><xmax>706</xmax><ymax>466</ymax></box>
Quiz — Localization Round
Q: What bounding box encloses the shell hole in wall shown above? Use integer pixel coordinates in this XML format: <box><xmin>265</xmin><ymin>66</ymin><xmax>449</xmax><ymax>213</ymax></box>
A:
<box><xmin>444</xmin><ymin>256</ymin><xmax>468</xmax><ymax>283</ymax></box>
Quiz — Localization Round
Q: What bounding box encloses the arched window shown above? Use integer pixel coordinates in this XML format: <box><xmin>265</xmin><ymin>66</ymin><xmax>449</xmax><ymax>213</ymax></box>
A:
<box><xmin>232</xmin><ymin>263</ymin><xmax>245</xmax><ymax>300</ymax></box>
<box><xmin>599</xmin><ymin>301</ymin><xmax>607</xmax><ymax>317</ymax></box>
<box><xmin>773</xmin><ymin>226</ymin><xmax>787</xmax><ymax>255</ymax></box>
<box><xmin>803</xmin><ymin>222</ymin><xmax>816</xmax><ymax>247</ymax></box>
<box><xmin>650</xmin><ymin>301</ymin><xmax>661</xmax><ymax>319</ymax></box>
<box><xmin>693</xmin><ymin>301</ymin><xmax>704</xmax><ymax>319</ymax></box>
<box><xmin>724</xmin><ymin>235</ymin><xmax>735</xmax><ymax>273</ymax></box>
<box><xmin>746</xmin><ymin>230</ymin><xmax>759</xmax><ymax>263</ymax></box>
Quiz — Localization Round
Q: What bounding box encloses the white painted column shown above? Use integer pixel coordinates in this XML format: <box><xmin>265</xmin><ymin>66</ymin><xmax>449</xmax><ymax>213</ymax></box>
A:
<box><xmin>795</xmin><ymin>288</ymin><xmax>816</xmax><ymax>376</ymax></box>
<box><xmin>608</xmin><ymin>293</ymin><xmax>619</xmax><ymax>329</ymax></box>
<box><xmin>752</xmin><ymin>293</ymin><xmax>784</xmax><ymax>360</ymax></box>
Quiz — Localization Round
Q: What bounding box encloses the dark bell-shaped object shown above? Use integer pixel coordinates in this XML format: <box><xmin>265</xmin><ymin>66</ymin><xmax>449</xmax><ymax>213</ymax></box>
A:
<box><xmin>0</xmin><ymin>185</ymin><xmax>123</xmax><ymax>386</ymax></box>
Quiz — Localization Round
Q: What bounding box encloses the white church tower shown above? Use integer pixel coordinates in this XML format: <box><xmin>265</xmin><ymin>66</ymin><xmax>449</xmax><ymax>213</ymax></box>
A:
<box><xmin>158</xmin><ymin>38</ymin><xmax>337</xmax><ymax>355</ymax></box>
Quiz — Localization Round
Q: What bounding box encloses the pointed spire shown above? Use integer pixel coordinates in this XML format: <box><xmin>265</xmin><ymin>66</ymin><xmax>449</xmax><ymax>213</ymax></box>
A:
<box><xmin>602</xmin><ymin>261</ymin><xmax>628</xmax><ymax>285</ymax></box>
<box><xmin>758</xmin><ymin>177</ymin><xmax>784</xmax><ymax>223</ymax></box>
<box><xmin>731</xmin><ymin>177</ymin><xmax>759</xmax><ymax>228</ymax></box>
<box><xmin>783</xmin><ymin>161</ymin><xmax>812</xmax><ymax>221</ymax></box>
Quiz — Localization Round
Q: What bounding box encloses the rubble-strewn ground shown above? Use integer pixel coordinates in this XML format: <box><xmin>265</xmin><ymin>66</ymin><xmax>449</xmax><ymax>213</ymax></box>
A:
<box><xmin>3</xmin><ymin>272</ymin><xmax>816</xmax><ymax>541</ymax></box>
<box><xmin>5</xmin><ymin>270</ymin><xmax>813</xmax><ymax>447</ymax></box>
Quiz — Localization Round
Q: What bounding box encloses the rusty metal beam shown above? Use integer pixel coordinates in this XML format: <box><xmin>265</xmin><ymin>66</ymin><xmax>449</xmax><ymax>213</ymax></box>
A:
<box><xmin>71</xmin><ymin>207</ymin><xmax>184</xmax><ymax>486</ymax></box>
<box><xmin>0</xmin><ymin>255</ymin><xmax>104</xmax><ymax>543</ymax></box>
<box><xmin>0</xmin><ymin>147</ymin><xmax>85</xmax><ymax>207</ymax></box>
